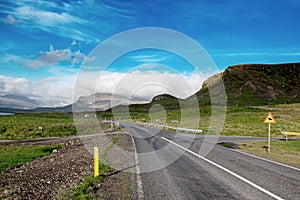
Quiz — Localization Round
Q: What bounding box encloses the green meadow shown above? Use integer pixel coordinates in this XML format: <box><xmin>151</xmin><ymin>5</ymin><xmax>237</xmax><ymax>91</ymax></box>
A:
<box><xmin>0</xmin><ymin>113</ymin><xmax>76</xmax><ymax>140</ymax></box>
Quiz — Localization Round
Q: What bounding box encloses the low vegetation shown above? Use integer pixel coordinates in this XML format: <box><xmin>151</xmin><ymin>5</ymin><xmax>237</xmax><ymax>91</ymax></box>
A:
<box><xmin>0</xmin><ymin>143</ymin><xmax>63</xmax><ymax>172</ymax></box>
<box><xmin>0</xmin><ymin>113</ymin><xmax>76</xmax><ymax>139</ymax></box>
<box><xmin>0</xmin><ymin>112</ymin><xmax>120</xmax><ymax>140</ymax></box>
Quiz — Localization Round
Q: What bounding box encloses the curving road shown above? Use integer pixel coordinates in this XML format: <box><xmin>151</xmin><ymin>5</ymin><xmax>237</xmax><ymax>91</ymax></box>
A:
<box><xmin>121</xmin><ymin>122</ymin><xmax>300</xmax><ymax>200</ymax></box>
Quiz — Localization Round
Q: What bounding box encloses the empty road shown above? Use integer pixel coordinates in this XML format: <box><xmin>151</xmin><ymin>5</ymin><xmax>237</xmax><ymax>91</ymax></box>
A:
<box><xmin>122</xmin><ymin>122</ymin><xmax>300</xmax><ymax>200</ymax></box>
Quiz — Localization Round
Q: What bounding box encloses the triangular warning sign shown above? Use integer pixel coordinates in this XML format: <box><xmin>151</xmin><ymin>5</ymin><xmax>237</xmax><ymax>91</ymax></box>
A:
<box><xmin>264</xmin><ymin>112</ymin><xmax>276</xmax><ymax>124</ymax></box>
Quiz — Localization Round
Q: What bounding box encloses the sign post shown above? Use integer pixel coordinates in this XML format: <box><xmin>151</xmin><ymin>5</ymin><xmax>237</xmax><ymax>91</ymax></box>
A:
<box><xmin>264</xmin><ymin>112</ymin><xmax>276</xmax><ymax>154</ymax></box>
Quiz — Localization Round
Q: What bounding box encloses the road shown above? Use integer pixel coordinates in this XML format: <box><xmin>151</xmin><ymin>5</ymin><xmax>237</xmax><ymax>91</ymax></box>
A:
<box><xmin>121</xmin><ymin>122</ymin><xmax>300</xmax><ymax>200</ymax></box>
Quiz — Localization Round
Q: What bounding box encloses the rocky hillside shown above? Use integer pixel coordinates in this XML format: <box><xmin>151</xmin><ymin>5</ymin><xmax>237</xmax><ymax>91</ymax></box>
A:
<box><xmin>197</xmin><ymin>62</ymin><xmax>300</xmax><ymax>105</ymax></box>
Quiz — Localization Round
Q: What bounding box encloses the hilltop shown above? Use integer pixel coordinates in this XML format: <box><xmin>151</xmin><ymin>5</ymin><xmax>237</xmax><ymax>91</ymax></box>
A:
<box><xmin>197</xmin><ymin>62</ymin><xmax>300</xmax><ymax>106</ymax></box>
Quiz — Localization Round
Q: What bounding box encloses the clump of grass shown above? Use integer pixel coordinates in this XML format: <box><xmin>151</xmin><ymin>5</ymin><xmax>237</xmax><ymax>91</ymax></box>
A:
<box><xmin>72</xmin><ymin>174</ymin><xmax>106</xmax><ymax>200</ymax></box>
<box><xmin>0</xmin><ymin>144</ymin><xmax>63</xmax><ymax>172</ymax></box>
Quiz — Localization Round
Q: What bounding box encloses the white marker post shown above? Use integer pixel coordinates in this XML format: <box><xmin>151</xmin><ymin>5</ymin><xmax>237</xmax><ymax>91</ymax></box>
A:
<box><xmin>264</xmin><ymin>112</ymin><xmax>276</xmax><ymax>154</ymax></box>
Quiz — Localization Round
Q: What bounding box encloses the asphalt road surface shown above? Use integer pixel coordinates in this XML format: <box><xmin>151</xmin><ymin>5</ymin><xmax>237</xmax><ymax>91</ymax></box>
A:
<box><xmin>121</xmin><ymin>122</ymin><xmax>300</xmax><ymax>200</ymax></box>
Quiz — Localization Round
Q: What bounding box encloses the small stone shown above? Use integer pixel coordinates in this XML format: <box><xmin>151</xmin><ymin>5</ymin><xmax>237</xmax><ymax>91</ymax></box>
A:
<box><xmin>4</xmin><ymin>189</ymin><xmax>9</xmax><ymax>195</ymax></box>
<box><xmin>52</xmin><ymin>149</ymin><xmax>58</xmax><ymax>153</ymax></box>
<box><xmin>47</xmin><ymin>181</ymin><xmax>51</xmax><ymax>184</ymax></box>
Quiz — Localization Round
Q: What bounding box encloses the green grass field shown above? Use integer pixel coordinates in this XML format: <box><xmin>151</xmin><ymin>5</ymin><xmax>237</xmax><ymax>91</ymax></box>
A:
<box><xmin>0</xmin><ymin>144</ymin><xmax>63</xmax><ymax>172</ymax></box>
<box><xmin>0</xmin><ymin>112</ymin><xmax>119</xmax><ymax>140</ymax></box>
<box><xmin>0</xmin><ymin>113</ymin><xmax>76</xmax><ymax>139</ymax></box>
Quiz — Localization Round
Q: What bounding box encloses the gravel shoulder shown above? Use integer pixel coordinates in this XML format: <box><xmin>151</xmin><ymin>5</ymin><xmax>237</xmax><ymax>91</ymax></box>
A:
<box><xmin>0</xmin><ymin>133</ymin><xmax>136</xmax><ymax>199</ymax></box>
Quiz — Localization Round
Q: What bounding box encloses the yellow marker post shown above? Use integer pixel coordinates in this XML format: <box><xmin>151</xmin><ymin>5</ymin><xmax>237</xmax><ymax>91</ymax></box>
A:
<box><xmin>94</xmin><ymin>147</ymin><xmax>99</xmax><ymax>177</ymax></box>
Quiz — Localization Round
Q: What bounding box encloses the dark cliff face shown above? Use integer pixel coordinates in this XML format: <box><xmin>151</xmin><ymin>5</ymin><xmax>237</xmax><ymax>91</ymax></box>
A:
<box><xmin>197</xmin><ymin>62</ymin><xmax>300</xmax><ymax>105</ymax></box>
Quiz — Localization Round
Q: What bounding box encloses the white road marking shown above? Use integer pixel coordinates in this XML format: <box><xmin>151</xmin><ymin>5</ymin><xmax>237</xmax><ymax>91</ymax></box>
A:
<box><xmin>161</xmin><ymin>137</ymin><xmax>284</xmax><ymax>200</ymax></box>
<box><xmin>229</xmin><ymin>148</ymin><xmax>300</xmax><ymax>172</ymax></box>
<box><xmin>130</xmin><ymin>134</ymin><xmax>144</xmax><ymax>199</ymax></box>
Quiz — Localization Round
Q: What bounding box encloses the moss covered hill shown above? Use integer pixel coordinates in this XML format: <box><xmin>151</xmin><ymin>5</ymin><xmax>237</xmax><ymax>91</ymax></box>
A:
<box><xmin>197</xmin><ymin>62</ymin><xmax>300</xmax><ymax>106</ymax></box>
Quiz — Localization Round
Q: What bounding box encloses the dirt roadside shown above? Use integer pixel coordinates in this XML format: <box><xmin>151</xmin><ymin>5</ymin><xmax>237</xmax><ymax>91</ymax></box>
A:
<box><xmin>0</xmin><ymin>133</ymin><xmax>137</xmax><ymax>199</ymax></box>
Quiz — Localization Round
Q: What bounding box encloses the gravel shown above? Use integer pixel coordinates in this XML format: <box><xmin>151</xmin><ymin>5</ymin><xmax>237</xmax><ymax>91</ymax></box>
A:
<box><xmin>0</xmin><ymin>134</ymin><xmax>137</xmax><ymax>200</ymax></box>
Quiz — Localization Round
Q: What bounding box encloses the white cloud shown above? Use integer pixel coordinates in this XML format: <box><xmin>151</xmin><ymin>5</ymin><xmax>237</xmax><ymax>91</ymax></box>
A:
<box><xmin>15</xmin><ymin>6</ymin><xmax>76</xmax><ymax>25</ymax></box>
<box><xmin>74</xmin><ymin>69</ymin><xmax>206</xmax><ymax>102</ymax></box>
<box><xmin>0</xmin><ymin>74</ymin><xmax>75</xmax><ymax>107</ymax></box>
<box><xmin>71</xmin><ymin>40</ymin><xmax>77</xmax><ymax>46</ymax></box>
<box><xmin>11</xmin><ymin>45</ymin><xmax>93</xmax><ymax>68</ymax></box>
<box><xmin>130</xmin><ymin>55</ymin><xmax>172</xmax><ymax>63</ymax></box>
<box><xmin>0</xmin><ymin>68</ymin><xmax>208</xmax><ymax>107</ymax></box>
<box><xmin>2</xmin><ymin>14</ymin><xmax>21</xmax><ymax>24</ymax></box>
<box><xmin>1</xmin><ymin>1</ymin><xmax>99</xmax><ymax>43</ymax></box>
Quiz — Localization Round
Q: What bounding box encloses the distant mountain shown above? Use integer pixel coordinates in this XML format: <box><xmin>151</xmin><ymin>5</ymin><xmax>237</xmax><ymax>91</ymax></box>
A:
<box><xmin>0</xmin><ymin>94</ymin><xmax>40</xmax><ymax>109</ymax></box>
<box><xmin>197</xmin><ymin>62</ymin><xmax>300</xmax><ymax>105</ymax></box>
<box><xmin>0</xmin><ymin>93</ymin><xmax>148</xmax><ymax>113</ymax></box>
<box><xmin>72</xmin><ymin>93</ymin><xmax>149</xmax><ymax>112</ymax></box>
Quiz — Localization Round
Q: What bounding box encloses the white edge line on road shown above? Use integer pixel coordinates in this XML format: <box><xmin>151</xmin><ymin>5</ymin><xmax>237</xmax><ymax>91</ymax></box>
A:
<box><xmin>130</xmin><ymin>134</ymin><xmax>144</xmax><ymax>200</ymax></box>
<box><xmin>227</xmin><ymin>148</ymin><xmax>300</xmax><ymax>172</ymax></box>
<box><xmin>161</xmin><ymin>137</ymin><xmax>284</xmax><ymax>200</ymax></box>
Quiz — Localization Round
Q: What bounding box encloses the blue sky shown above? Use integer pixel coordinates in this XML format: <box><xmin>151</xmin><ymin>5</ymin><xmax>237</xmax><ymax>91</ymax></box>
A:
<box><xmin>0</xmin><ymin>0</ymin><xmax>300</xmax><ymax>106</ymax></box>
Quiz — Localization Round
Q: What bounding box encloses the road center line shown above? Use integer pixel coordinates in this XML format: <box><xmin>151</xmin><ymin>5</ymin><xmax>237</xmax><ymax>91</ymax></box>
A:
<box><xmin>161</xmin><ymin>137</ymin><xmax>284</xmax><ymax>200</ymax></box>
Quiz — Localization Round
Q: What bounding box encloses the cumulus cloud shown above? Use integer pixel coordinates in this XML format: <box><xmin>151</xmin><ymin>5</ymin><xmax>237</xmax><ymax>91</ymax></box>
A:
<box><xmin>2</xmin><ymin>15</ymin><xmax>21</xmax><ymax>24</ymax></box>
<box><xmin>73</xmin><ymin>68</ymin><xmax>206</xmax><ymax>103</ymax></box>
<box><xmin>0</xmin><ymin>68</ymin><xmax>207</xmax><ymax>107</ymax></box>
<box><xmin>12</xmin><ymin>44</ymin><xmax>94</xmax><ymax>68</ymax></box>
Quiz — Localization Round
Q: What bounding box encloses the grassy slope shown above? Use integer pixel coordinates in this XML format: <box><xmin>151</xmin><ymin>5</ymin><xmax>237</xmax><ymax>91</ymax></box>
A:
<box><xmin>198</xmin><ymin>63</ymin><xmax>300</xmax><ymax>106</ymax></box>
